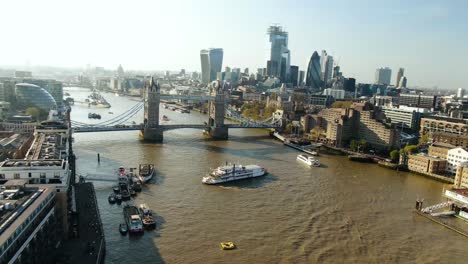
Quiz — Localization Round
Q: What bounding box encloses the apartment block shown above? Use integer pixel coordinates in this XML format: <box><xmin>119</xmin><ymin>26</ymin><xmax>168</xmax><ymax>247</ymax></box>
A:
<box><xmin>408</xmin><ymin>153</ymin><xmax>447</xmax><ymax>174</ymax></box>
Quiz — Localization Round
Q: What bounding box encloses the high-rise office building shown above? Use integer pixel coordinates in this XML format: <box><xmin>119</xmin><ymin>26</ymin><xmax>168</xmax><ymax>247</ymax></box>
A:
<box><xmin>320</xmin><ymin>50</ymin><xmax>328</xmax><ymax>75</ymax></box>
<box><xmin>343</xmin><ymin>78</ymin><xmax>356</xmax><ymax>92</ymax></box>
<box><xmin>333</xmin><ymin>65</ymin><xmax>341</xmax><ymax>78</ymax></box>
<box><xmin>396</xmin><ymin>68</ymin><xmax>404</xmax><ymax>87</ymax></box>
<box><xmin>209</xmin><ymin>48</ymin><xmax>223</xmax><ymax>82</ymax></box>
<box><xmin>320</xmin><ymin>50</ymin><xmax>334</xmax><ymax>86</ymax></box>
<box><xmin>375</xmin><ymin>67</ymin><xmax>392</xmax><ymax>85</ymax></box>
<box><xmin>305</xmin><ymin>51</ymin><xmax>322</xmax><ymax>89</ymax></box>
<box><xmin>200</xmin><ymin>49</ymin><xmax>210</xmax><ymax>84</ymax></box>
<box><xmin>290</xmin><ymin>65</ymin><xmax>299</xmax><ymax>87</ymax></box>
<box><xmin>244</xmin><ymin>68</ymin><xmax>249</xmax><ymax>75</ymax></box>
<box><xmin>200</xmin><ymin>48</ymin><xmax>223</xmax><ymax>84</ymax></box>
<box><xmin>267</xmin><ymin>25</ymin><xmax>290</xmax><ymax>81</ymax></box>
<box><xmin>399</xmin><ymin>76</ymin><xmax>407</xmax><ymax>88</ymax></box>
<box><xmin>324</xmin><ymin>56</ymin><xmax>333</xmax><ymax>87</ymax></box>
<box><xmin>299</xmin><ymin>71</ymin><xmax>305</xmax><ymax>86</ymax></box>
<box><xmin>457</xmin><ymin>88</ymin><xmax>465</xmax><ymax>98</ymax></box>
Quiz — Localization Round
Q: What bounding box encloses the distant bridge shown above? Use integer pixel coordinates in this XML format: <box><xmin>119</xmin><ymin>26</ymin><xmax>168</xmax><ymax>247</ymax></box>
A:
<box><xmin>71</xmin><ymin>79</ymin><xmax>280</xmax><ymax>140</ymax></box>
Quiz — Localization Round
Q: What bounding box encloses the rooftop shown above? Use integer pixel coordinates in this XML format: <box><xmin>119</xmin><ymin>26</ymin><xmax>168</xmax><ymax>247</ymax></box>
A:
<box><xmin>25</xmin><ymin>131</ymin><xmax>67</xmax><ymax>160</ymax></box>
<box><xmin>411</xmin><ymin>153</ymin><xmax>446</xmax><ymax>161</ymax></box>
<box><xmin>430</xmin><ymin>142</ymin><xmax>457</xmax><ymax>149</ymax></box>
<box><xmin>0</xmin><ymin>182</ymin><xmax>54</xmax><ymax>244</ymax></box>
<box><xmin>0</xmin><ymin>159</ymin><xmax>64</xmax><ymax>168</ymax></box>
<box><xmin>422</xmin><ymin>115</ymin><xmax>468</xmax><ymax>124</ymax></box>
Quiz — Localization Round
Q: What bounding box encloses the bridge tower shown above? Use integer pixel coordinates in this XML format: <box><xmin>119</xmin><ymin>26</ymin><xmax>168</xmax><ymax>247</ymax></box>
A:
<box><xmin>140</xmin><ymin>77</ymin><xmax>163</xmax><ymax>142</ymax></box>
<box><xmin>208</xmin><ymin>81</ymin><xmax>228</xmax><ymax>139</ymax></box>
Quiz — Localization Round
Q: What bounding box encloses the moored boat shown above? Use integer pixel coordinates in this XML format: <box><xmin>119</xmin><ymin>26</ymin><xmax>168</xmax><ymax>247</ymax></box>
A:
<box><xmin>115</xmin><ymin>194</ymin><xmax>122</xmax><ymax>203</ymax></box>
<box><xmin>123</xmin><ymin>205</ymin><xmax>143</xmax><ymax>233</ymax></box>
<box><xmin>139</xmin><ymin>203</ymin><xmax>156</xmax><ymax>229</ymax></box>
<box><xmin>119</xmin><ymin>223</ymin><xmax>128</xmax><ymax>235</ymax></box>
<box><xmin>202</xmin><ymin>163</ymin><xmax>267</xmax><ymax>184</ymax></box>
<box><xmin>117</xmin><ymin>167</ymin><xmax>127</xmax><ymax>177</ymax></box>
<box><xmin>108</xmin><ymin>193</ymin><xmax>116</xmax><ymax>204</ymax></box>
<box><xmin>138</xmin><ymin>164</ymin><xmax>155</xmax><ymax>183</ymax></box>
<box><xmin>130</xmin><ymin>176</ymin><xmax>142</xmax><ymax>192</ymax></box>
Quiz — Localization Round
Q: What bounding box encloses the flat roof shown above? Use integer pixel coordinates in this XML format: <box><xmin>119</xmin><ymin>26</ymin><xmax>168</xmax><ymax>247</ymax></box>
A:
<box><xmin>0</xmin><ymin>184</ymin><xmax>55</xmax><ymax>245</ymax></box>
<box><xmin>0</xmin><ymin>159</ymin><xmax>64</xmax><ymax>168</ymax></box>
<box><xmin>430</xmin><ymin>142</ymin><xmax>457</xmax><ymax>149</ymax></box>
<box><xmin>411</xmin><ymin>153</ymin><xmax>446</xmax><ymax>161</ymax></box>
<box><xmin>450</xmin><ymin>189</ymin><xmax>468</xmax><ymax>197</ymax></box>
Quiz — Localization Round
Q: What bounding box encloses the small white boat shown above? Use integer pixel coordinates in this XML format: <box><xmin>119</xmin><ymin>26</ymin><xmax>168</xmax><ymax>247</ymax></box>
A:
<box><xmin>309</xmin><ymin>151</ymin><xmax>318</xmax><ymax>156</ymax></box>
<box><xmin>297</xmin><ymin>154</ymin><xmax>320</xmax><ymax>167</ymax></box>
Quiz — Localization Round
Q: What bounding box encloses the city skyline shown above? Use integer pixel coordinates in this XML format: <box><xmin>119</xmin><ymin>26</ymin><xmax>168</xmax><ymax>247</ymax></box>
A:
<box><xmin>0</xmin><ymin>0</ymin><xmax>467</xmax><ymax>89</ymax></box>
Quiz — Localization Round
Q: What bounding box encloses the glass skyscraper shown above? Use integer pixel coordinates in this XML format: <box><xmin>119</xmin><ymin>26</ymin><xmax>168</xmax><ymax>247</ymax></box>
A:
<box><xmin>396</xmin><ymin>68</ymin><xmax>404</xmax><ymax>87</ymax></box>
<box><xmin>306</xmin><ymin>51</ymin><xmax>323</xmax><ymax>89</ymax></box>
<box><xmin>375</xmin><ymin>67</ymin><xmax>392</xmax><ymax>85</ymax></box>
<box><xmin>200</xmin><ymin>48</ymin><xmax>223</xmax><ymax>84</ymax></box>
<box><xmin>290</xmin><ymin>65</ymin><xmax>299</xmax><ymax>87</ymax></box>
<box><xmin>267</xmin><ymin>25</ymin><xmax>290</xmax><ymax>81</ymax></box>
<box><xmin>200</xmin><ymin>49</ymin><xmax>210</xmax><ymax>84</ymax></box>
<box><xmin>209</xmin><ymin>48</ymin><xmax>223</xmax><ymax>82</ymax></box>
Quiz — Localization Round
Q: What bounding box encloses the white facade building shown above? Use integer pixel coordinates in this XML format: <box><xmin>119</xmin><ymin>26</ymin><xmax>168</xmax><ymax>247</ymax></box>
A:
<box><xmin>323</xmin><ymin>88</ymin><xmax>345</xmax><ymax>100</ymax></box>
<box><xmin>447</xmin><ymin>147</ymin><xmax>468</xmax><ymax>175</ymax></box>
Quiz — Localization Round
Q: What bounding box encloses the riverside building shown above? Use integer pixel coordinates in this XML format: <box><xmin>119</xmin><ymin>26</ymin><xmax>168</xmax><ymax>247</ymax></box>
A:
<box><xmin>447</xmin><ymin>147</ymin><xmax>468</xmax><ymax>176</ymax></box>
<box><xmin>420</xmin><ymin>116</ymin><xmax>468</xmax><ymax>148</ymax></box>
<box><xmin>0</xmin><ymin>181</ymin><xmax>58</xmax><ymax>264</ymax></box>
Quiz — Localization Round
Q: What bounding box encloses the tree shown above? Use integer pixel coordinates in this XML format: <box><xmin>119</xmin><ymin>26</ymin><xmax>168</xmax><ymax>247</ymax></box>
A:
<box><xmin>331</xmin><ymin>101</ymin><xmax>353</xmax><ymax>109</ymax></box>
<box><xmin>25</xmin><ymin>107</ymin><xmax>40</xmax><ymax>121</ymax></box>
<box><xmin>350</xmin><ymin>140</ymin><xmax>359</xmax><ymax>151</ymax></box>
<box><xmin>403</xmin><ymin>144</ymin><xmax>419</xmax><ymax>154</ymax></box>
<box><xmin>359</xmin><ymin>139</ymin><xmax>369</xmax><ymax>152</ymax></box>
<box><xmin>390</xmin><ymin>149</ymin><xmax>400</xmax><ymax>163</ymax></box>
<box><xmin>310</xmin><ymin>127</ymin><xmax>324</xmax><ymax>141</ymax></box>
<box><xmin>419</xmin><ymin>133</ymin><xmax>430</xmax><ymax>145</ymax></box>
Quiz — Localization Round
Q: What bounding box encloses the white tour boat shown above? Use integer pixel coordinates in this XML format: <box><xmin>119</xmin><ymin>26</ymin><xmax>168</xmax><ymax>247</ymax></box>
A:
<box><xmin>202</xmin><ymin>163</ymin><xmax>267</xmax><ymax>184</ymax></box>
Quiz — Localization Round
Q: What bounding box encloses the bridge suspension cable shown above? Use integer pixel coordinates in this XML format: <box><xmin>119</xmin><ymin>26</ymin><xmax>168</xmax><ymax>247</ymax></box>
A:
<box><xmin>71</xmin><ymin>102</ymin><xmax>144</xmax><ymax>128</ymax></box>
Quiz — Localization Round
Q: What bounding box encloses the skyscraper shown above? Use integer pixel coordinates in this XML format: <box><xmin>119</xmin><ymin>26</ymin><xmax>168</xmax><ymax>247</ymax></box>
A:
<box><xmin>200</xmin><ymin>49</ymin><xmax>210</xmax><ymax>84</ymax></box>
<box><xmin>399</xmin><ymin>76</ymin><xmax>407</xmax><ymax>88</ymax></box>
<box><xmin>457</xmin><ymin>88</ymin><xmax>465</xmax><ymax>98</ymax></box>
<box><xmin>305</xmin><ymin>51</ymin><xmax>322</xmax><ymax>89</ymax></box>
<box><xmin>375</xmin><ymin>67</ymin><xmax>392</xmax><ymax>85</ymax></box>
<box><xmin>200</xmin><ymin>48</ymin><xmax>224</xmax><ymax>84</ymax></box>
<box><xmin>396</xmin><ymin>68</ymin><xmax>404</xmax><ymax>87</ymax></box>
<box><xmin>320</xmin><ymin>50</ymin><xmax>333</xmax><ymax>86</ymax></box>
<box><xmin>290</xmin><ymin>65</ymin><xmax>299</xmax><ymax>87</ymax></box>
<box><xmin>267</xmin><ymin>25</ymin><xmax>290</xmax><ymax>81</ymax></box>
<box><xmin>299</xmin><ymin>71</ymin><xmax>305</xmax><ymax>86</ymax></box>
<box><xmin>209</xmin><ymin>48</ymin><xmax>223</xmax><ymax>82</ymax></box>
<box><xmin>324</xmin><ymin>56</ymin><xmax>333</xmax><ymax>87</ymax></box>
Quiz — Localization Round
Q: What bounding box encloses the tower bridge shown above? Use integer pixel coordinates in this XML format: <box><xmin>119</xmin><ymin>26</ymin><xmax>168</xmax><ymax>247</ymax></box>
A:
<box><xmin>71</xmin><ymin>78</ymin><xmax>280</xmax><ymax>142</ymax></box>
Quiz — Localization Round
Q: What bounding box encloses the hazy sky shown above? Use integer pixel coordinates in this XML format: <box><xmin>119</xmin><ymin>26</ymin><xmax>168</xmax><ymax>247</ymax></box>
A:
<box><xmin>1</xmin><ymin>0</ymin><xmax>466</xmax><ymax>89</ymax></box>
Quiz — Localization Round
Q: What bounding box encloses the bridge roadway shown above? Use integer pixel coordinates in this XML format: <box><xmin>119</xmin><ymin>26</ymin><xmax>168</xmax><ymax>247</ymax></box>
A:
<box><xmin>159</xmin><ymin>94</ymin><xmax>214</xmax><ymax>101</ymax></box>
<box><xmin>72</xmin><ymin>123</ymin><xmax>276</xmax><ymax>133</ymax></box>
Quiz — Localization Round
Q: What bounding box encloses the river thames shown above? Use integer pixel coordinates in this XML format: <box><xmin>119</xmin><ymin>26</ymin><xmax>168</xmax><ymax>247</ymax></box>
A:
<box><xmin>67</xmin><ymin>87</ymin><xmax>467</xmax><ymax>264</ymax></box>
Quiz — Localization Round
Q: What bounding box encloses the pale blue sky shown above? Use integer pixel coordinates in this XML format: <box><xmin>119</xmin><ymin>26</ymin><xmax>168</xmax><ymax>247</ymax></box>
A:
<box><xmin>0</xmin><ymin>0</ymin><xmax>466</xmax><ymax>89</ymax></box>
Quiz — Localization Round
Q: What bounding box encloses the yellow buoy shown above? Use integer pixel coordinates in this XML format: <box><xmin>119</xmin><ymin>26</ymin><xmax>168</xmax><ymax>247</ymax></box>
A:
<box><xmin>220</xmin><ymin>241</ymin><xmax>236</xmax><ymax>250</ymax></box>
